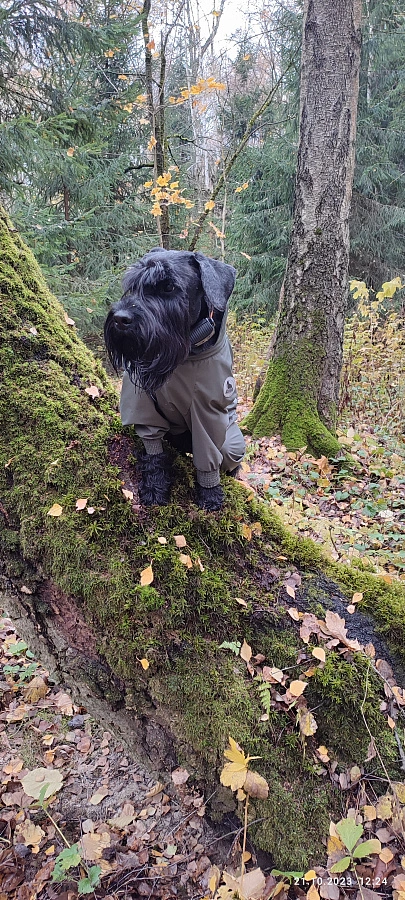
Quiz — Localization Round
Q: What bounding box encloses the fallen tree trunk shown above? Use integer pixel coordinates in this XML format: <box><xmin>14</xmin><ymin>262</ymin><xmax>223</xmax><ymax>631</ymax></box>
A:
<box><xmin>1</xmin><ymin>208</ymin><xmax>405</xmax><ymax>868</ymax></box>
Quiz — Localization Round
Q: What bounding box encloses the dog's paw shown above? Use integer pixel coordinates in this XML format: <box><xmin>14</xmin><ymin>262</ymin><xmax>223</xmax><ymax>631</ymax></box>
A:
<box><xmin>138</xmin><ymin>452</ymin><xmax>172</xmax><ymax>506</ymax></box>
<box><xmin>196</xmin><ymin>483</ymin><xmax>225</xmax><ymax>511</ymax></box>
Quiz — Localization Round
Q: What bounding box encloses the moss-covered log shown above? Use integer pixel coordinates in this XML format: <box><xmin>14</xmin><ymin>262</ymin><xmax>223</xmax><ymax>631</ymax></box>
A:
<box><xmin>244</xmin><ymin>0</ymin><xmax>362</xmax><ymax>456</ymax></box>
<box><xmin>1</xmin><ymin>208</ymin><xmax>405</xmax><ymax>869</ymax></box>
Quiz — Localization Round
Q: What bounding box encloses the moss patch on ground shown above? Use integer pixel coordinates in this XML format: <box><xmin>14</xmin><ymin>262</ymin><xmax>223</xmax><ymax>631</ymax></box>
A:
<box><xmin>1</xmin><ymin>208</ymin><xmax>405</xmax><ymax>869</ymax></box>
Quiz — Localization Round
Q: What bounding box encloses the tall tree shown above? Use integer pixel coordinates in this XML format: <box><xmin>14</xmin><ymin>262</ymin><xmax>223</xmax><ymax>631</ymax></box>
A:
<box><xmin>244</xmin><ymin>0</ymin><xmax>362</xmax><ymax>456</ymax></box>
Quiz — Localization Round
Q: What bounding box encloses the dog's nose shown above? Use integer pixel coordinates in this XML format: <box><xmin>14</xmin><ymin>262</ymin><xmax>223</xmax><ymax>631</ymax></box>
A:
<box><xmin>113</xmin><ymin>310</ymin><xmax>132</xmax><ymax>327</ymax></box>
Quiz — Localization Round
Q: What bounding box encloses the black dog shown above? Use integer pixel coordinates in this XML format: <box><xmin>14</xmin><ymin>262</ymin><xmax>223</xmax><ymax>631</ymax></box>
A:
<box><xmin>104</xmin><ymin>248</ymin><xmax>245</xmax><ymax>510</ymax></box>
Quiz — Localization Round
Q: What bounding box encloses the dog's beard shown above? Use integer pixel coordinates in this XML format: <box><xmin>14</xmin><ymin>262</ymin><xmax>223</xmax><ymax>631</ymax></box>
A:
<box><xmin>104</xmin><ymin>294</ymin><xmax>191</xmax><ymax>394</ymax></box>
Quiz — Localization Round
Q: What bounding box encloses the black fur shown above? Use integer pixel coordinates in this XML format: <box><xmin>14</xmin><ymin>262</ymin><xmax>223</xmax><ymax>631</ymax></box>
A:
<box><xmin>104</xmin><ymin>249</ymin><xmax>236</xmax><ymax>510</ymax></box>
<box><xmin>137</xmin><ymin>451</ymin><xmax>173</xmax><ymax>506</ymax></box>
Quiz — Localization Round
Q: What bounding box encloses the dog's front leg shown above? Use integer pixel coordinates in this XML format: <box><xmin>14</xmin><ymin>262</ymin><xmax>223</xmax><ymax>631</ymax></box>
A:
<box><xmin>138</xmin><ymin>440</ymin><xmax>173</xmax><ymax>506</ymax></box>
<box><xmin>195</xmin><ymin>469</ymin><xmax>224</xmax><ymax>511</ymax></box>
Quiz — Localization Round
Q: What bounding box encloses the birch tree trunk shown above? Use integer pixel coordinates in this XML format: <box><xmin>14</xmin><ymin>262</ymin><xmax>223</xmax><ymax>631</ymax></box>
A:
<box><xmin>244</xmin><ymin>0</ymin><xmax>362</xmax><ymax>456</ymax></box>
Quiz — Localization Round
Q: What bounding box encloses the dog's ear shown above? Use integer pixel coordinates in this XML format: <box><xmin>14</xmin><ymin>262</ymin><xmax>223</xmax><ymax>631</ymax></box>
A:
<box><xmin>193</xmin><ymin>252</ymin><xmax>236</xmax><ymax>311</ymax></box>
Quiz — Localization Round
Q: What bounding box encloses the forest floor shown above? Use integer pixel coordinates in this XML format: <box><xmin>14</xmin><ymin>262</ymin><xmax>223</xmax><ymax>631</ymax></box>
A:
<box><xmin>1</xmin><ymin>310</ymin><xmax>405</xmax><ymax>900</ymax></box>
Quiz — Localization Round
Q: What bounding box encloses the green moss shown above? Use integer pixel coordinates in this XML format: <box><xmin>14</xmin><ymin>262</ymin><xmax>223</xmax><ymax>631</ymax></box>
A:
<box><xmin>1</xmin><ymin>207</ymin><xmax>405</xmax><ymax>868</ymax></box>
<box><xmin>243</xmin><ymin>356</ymin><xmax>341</xmax><ymax>457</ymax></box>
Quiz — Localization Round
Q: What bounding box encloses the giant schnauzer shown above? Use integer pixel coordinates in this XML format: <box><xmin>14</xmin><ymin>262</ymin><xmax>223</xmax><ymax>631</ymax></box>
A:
<box><xmin>104</xmin><ymin>248</ymin><xmax>245</xmax><ymax>510</ymax></box>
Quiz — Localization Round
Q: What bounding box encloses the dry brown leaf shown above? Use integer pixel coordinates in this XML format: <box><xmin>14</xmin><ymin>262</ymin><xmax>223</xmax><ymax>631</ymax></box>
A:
<box><xmin>241</xmin><ymin>523</ymin><xmax>252</xmax><ymax>541</ymax></box>
<box><xmin>3</xmin><ymin>757</ymin><xmax>24</xmax><ymax>775</ymax></box>
<box><xmin>235</xmin><ymin>597</ymin><xmax>248</xmax><ymax>607</ymax></box>
<box><xmin>108</xmin><ymin>802</ymin><xmax>135</xmax><ymax>829</ymax></box>
<box><xmin>75</xmin><ymin>498</ymin><xmax>88</xmax><ymax>510</ymax></box>
<box><xmin>174</xmin><ymin>534</ymin><xmax>187</xmax><ymax>548</ymax></box>
<box><xmin>89</xmin><ymin>788</ymin><xmax>110</xmax><ymax>805</ymax></box>
<box><xmin>288</xmin><ymin>607</ymin><xmax>300</xmax><ymax>621</ymax></box>
<box><xmin>286</xmin><ymin>584</ymin><xmax>295</xmax><ymax>599</ymax></box>
<box><xmin>64</xmin><ymin>312</ymin><xmax>75</xmax><ymax>325</ymax></box>
<box><xmin>171</xmin><ymin>767</ymin><xmax>189</xmax><ymax>785</ymax></box>
<box><xmin>23</xmin><ymin>676</ymin><xmax>48</xmax><ymax>702</ymax></box>
<box><xmin>312</xmin><ymin>647</ymin><xmax>326</xmax><ymax>662</ymax></box>
<box><xmin>140</xmin><ymin>564</ymin><xmax>154</xmax><ymax>586</ymax></box>
<box><xmin>22</xmin><ymin>767</ymin><xmax>63</xmax><ymax>800</ymax></box>
<box><xmin>20</xmin><ymin>585</ymin><xmax>33</xmax><ymax>595</ymax></box>
<box><xmin>179</xmin><ymin>553</ymin><xmax>193</xmax><ymax>568</ymax></box>
<box><xmin>157</xmin><ymin>536</ymin><xmax>167</xmax><ymax>544</ymax></box>
<box><xmin>379</xmin><ymin>847</ymin><xmax>394</xmax><ymax>863</ymax></box>
<box><xmin>352</xmin><ymin>592</ymin><xmax>363</xmax><ymax>604</ymax></box>
<box><xmin>243</xmin><ymin>769</ymin><xmax>269</xmax><ymax>799</ymax></box>
<box><xmin>362</xmin><ymin>805</ymin><xmax>377</xmax><ymax>821</ymax></box>
<box><xmin>53</xmin><ymin>691</ymin><xmax>73</xmax><ymax>715</ymax></box>
<box><xmin>262</xmin><ymin>665</ymin><xmax>284</xmax><ymax>683</ymax></box>
<box><xmin>80</xmin><ymin>830</ymin><xmax>110</xmax><ymax>861</ymax></box>
<box><xmin>122</xmin><ymin>488</ymin><xmax>134</xmax><ymax>500</ymax></box>
<box><xmin>15</xmin><ymin>820</ymin><xmax>45</xmax><ymax>847</ymax></box>
<box><xmin>222</xmin><ymin>867</ymin><xmax>266</xmax><ymax>900</ymax></box>
<box><xmin>240</xmin><ymin>639</ymin><xmax>252</xmax><ymax>663</ymax></box>
<box><xmin>324</xmin><ymin>611</ymin><xmax>347</xmax><ymax>641</ymax></box>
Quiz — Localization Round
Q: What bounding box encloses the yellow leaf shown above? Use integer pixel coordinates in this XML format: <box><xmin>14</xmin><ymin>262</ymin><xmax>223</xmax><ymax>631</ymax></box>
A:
<box><xmin>307</xmin><ymin>885</ymin><xmax>320</xmax><ymax>900</ymax></box>
<box><xmin>47</xmin><ymin>503</ymin><xmax>63</xmax><ymax>517</ymax></box>
<box><xmin>157</xmin><ymin>536</ymin><xmax>167</xmax><ymax>544</ymax></box>
<box><xmin>118</xmin><ymin>73</ymin><xmax>127</xmax><ymax>80</ymax></box>
<box><xmin>140</xmin><ymin>565</ymin><xmax>154</xmax><ymax>586</ymax></box>
<box><xmin>240</xmin><ymin>251</ymin><xmax>252</xmax><ymax>260</ymax></box>
<box><xmin>205</xmin><ymin>200</ymin><xmax>215</xmax><ymax>211</ymax></box>
<box><xmin>379</xmin><ymin>847</ymin><xmax>394</xmax><ymax>863</ymax></box>
<box><xmin>352</xmin><ymin>592</ymin><xmax>363</xmax><ymax>604</ymax></box>
<box><xmin>362</xmin><ymin>804</ymin><xmax>376</xmax><ymax>821</ymax></box>
<box><xmin>66</xmin><ymin>147</ymin><xmax>75</xmax><ymax>157</ymax></box>
<box><xmin>312</xmin><ymin>647</ymin><xmax>326</xmax><ymax>662</ymax></box>
<box><xmin>375</xmin><ymin>794</ymin><xmax>392</xmax><ymax>819</ymax></box>
<box><xmin>208</xmin><ymin>865</ymin><xmax>221</xmax><ymax>893</ymax></box>
<box><xmin>297</xmin><ymin>707</ymin><xmax>318</xmax><ymax>737</ymax></box>
<box><xmin>241</xmin><ymin>523</ymin><xmax>252</xmax><ymax>541</ymax></box>
<box><xmin>104</xmin><ymin>49</ymin><xmax>115</xmax><ymax>57</ymax></box>
<box><xmin>393</xmin><ymin>782</ymin><xmax>405</xmax><ymax>803</ymax></box>
<box><xmin>146</xmin><ymin>39</ymin><xmax>155</xmax><ymax>50</ymax></box>
<box><xmin>289</xmin><ymin>680</ymin><xmax>307</xmax><ymax>697</ymax></box>
<box><xmin>304</xmin><ymin>871</ymin><xmax>317</xmax><ymax>881</ymax></box>
<box><xmin>148</xmin><ymin>135</ymin><xmax>157</xmax><ymax>151</ymax></box>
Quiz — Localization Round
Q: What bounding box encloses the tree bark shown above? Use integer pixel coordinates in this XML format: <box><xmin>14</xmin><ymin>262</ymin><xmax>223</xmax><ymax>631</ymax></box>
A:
<box><xmin>244</xmin><ymin>0</ymin><xmax>362</xmax><ymax>456</ymax></box>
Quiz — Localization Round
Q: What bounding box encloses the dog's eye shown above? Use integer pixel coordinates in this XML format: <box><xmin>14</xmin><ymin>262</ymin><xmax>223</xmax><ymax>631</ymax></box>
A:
<box><xmin>162</xmin><ymin>280</ymin><xmax>175</xmax><ymax>294</ymax></box>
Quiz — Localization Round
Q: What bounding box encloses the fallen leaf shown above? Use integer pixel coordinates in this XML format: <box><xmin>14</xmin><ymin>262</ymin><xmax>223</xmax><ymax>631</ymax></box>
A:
<box><xmin>312</xmin><ymin>647</ymin><xmax>326</xmax><ymax>662</ymax></box>
<box><xmin>139</xmin><ymin>658</ymin><xmax>150</xmax><ymax>670</ymax></box>
<box><xmin>352</xmin><ymin>592</ymin><xmax>363</xmax><ymax>604</ymax></box>
<box><xmin>171</xmin><ymin>767</ymin><xmax>190</xmax><ymax>785</ymax></box>
<box><xmin>108</xmin><ymin>802</ymin><xmax>135</xmax><ymax>829</ymax></box>
<box><xmin>243</xmin><ymin>769</ymin><xmax>269</xmax><ymax>799</ymax></box>
<box><xmin>288</xmin><ymin>607</ymin><xmax>300</xmax><ymax>621</ymax></box>
<box><xmin>179</xmin><ymin>553</ymin><xmax>193</xmax><ymax>568</ymax></box>
<box><xmin>89</xmin><ymin>788</ymin><xmax>110</xmax><ymax>805</ymax></box>
<box><xmin>76</xmin><ymin>498</ymin><xmax>88</xmax><ymax>510</ymax></box>
<box><xmin>85</xmin><ymin>385</ymin><xmax>100</xmax><ymax>399</ymax></box>
<box><xmin>80</xmin><ymin>830</ymin><xmax>110</xmax><ymax>860</ymax></box>
<box><xmin>15</xmin><ymin>820</ymin><xmax>45</xmax><ymax>847</ymax></box>
<box><xmin>288</xmin><ymin>680</ymin><xmax>307</xmax><ymax>697</ymax></box>
<box><xmin>22</xmin><ymin>767</ymin><xmax>63</xmax><ymax>800</ymax></box>
<box><xmin>235</xmin><ymin>597</ymin><xmax>248</xmax><ymax>608</ymax></box>
<box><xmin>174</xmin><ymin>534</ymin><xmax>187</xmax><ymax>548</ymax></box>
<box><xmin>240</xmin><ymin>639</ymin><xmax>252</xmax><ymax>663</ymax></box>
<box><xmin>122</xmin><ymin>488</ymin><xmax>134</xmax><ymax>500</ymax></box>
<box><xmin>157</xmin><ymin>536</ymin><xmax>167</xmax><ymax>544</ymax></box>
<box><xmin>297</xmin><ymin>707</ymin><xmax>318</xmax><ymax>737</ymax></box>
<box><xmin>23</xmin><ymin>676</ymin><xmax>48</xmax><ymax>702</ymax></box>
<box><xmin>64</xmin><ymin>313</ymin><xmax>75</xmax><ymax>325</ymax></box>
<box><xmin>53</xmin><ymin>691</ymin><xmax>73</xmax><ymax>715</ymax></box>
<box><xmin>47</xmin><ymin>503</ymin><xmax>63</xmax><ymax>517</ymax></box>
<box><xmin>140</xmin><ymin>565</ymin><xmax>154</xmax><ymax>586</ymax></box>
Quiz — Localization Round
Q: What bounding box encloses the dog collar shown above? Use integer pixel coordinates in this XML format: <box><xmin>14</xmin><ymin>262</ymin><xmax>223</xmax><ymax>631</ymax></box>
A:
<box><xmin>190</xmin><ymin>310</ymin><xmax>216</xmax><ymax>348</ymax></box>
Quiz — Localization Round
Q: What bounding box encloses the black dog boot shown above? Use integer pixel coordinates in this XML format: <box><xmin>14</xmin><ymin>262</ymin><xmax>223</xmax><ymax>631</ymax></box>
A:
<box><xmin>196</xmin><ymin>483</ymin><xmax>225</xmax><ymax>511</ymax></box>
<box><xmin>138</xmin><ymin>451</ymin><xmax>173</xmax><ymax>506</ymax></box>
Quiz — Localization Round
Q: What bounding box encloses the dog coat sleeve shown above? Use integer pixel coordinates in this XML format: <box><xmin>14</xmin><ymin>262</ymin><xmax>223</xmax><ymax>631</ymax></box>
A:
<box><xmin>189</xmin><ymin>347</ymin><xmax>239</xmax><ymax>473</ymax></box>
<box><xmin>120</xmin><ymin>371</ymin><xmax>170</xmax><ymax>439</ymax></box>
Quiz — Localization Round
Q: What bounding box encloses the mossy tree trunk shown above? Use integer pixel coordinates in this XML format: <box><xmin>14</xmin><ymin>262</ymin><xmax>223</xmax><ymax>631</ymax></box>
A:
<box><xmin>1</xmin><ymin>208</ymin><xmax>405</xmax><ymax>868</ymax></box>
<box><xmin>244</xmin><ymin>0</ymin><xmax>362</xmax><ymax>456</ymax></box>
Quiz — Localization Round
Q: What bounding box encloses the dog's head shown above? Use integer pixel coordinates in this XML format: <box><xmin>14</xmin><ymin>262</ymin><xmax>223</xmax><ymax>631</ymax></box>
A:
<box><xmin>104</xmin><ymin>249</ymin><xmax>236</xmax><ymax>393</ymax></box>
